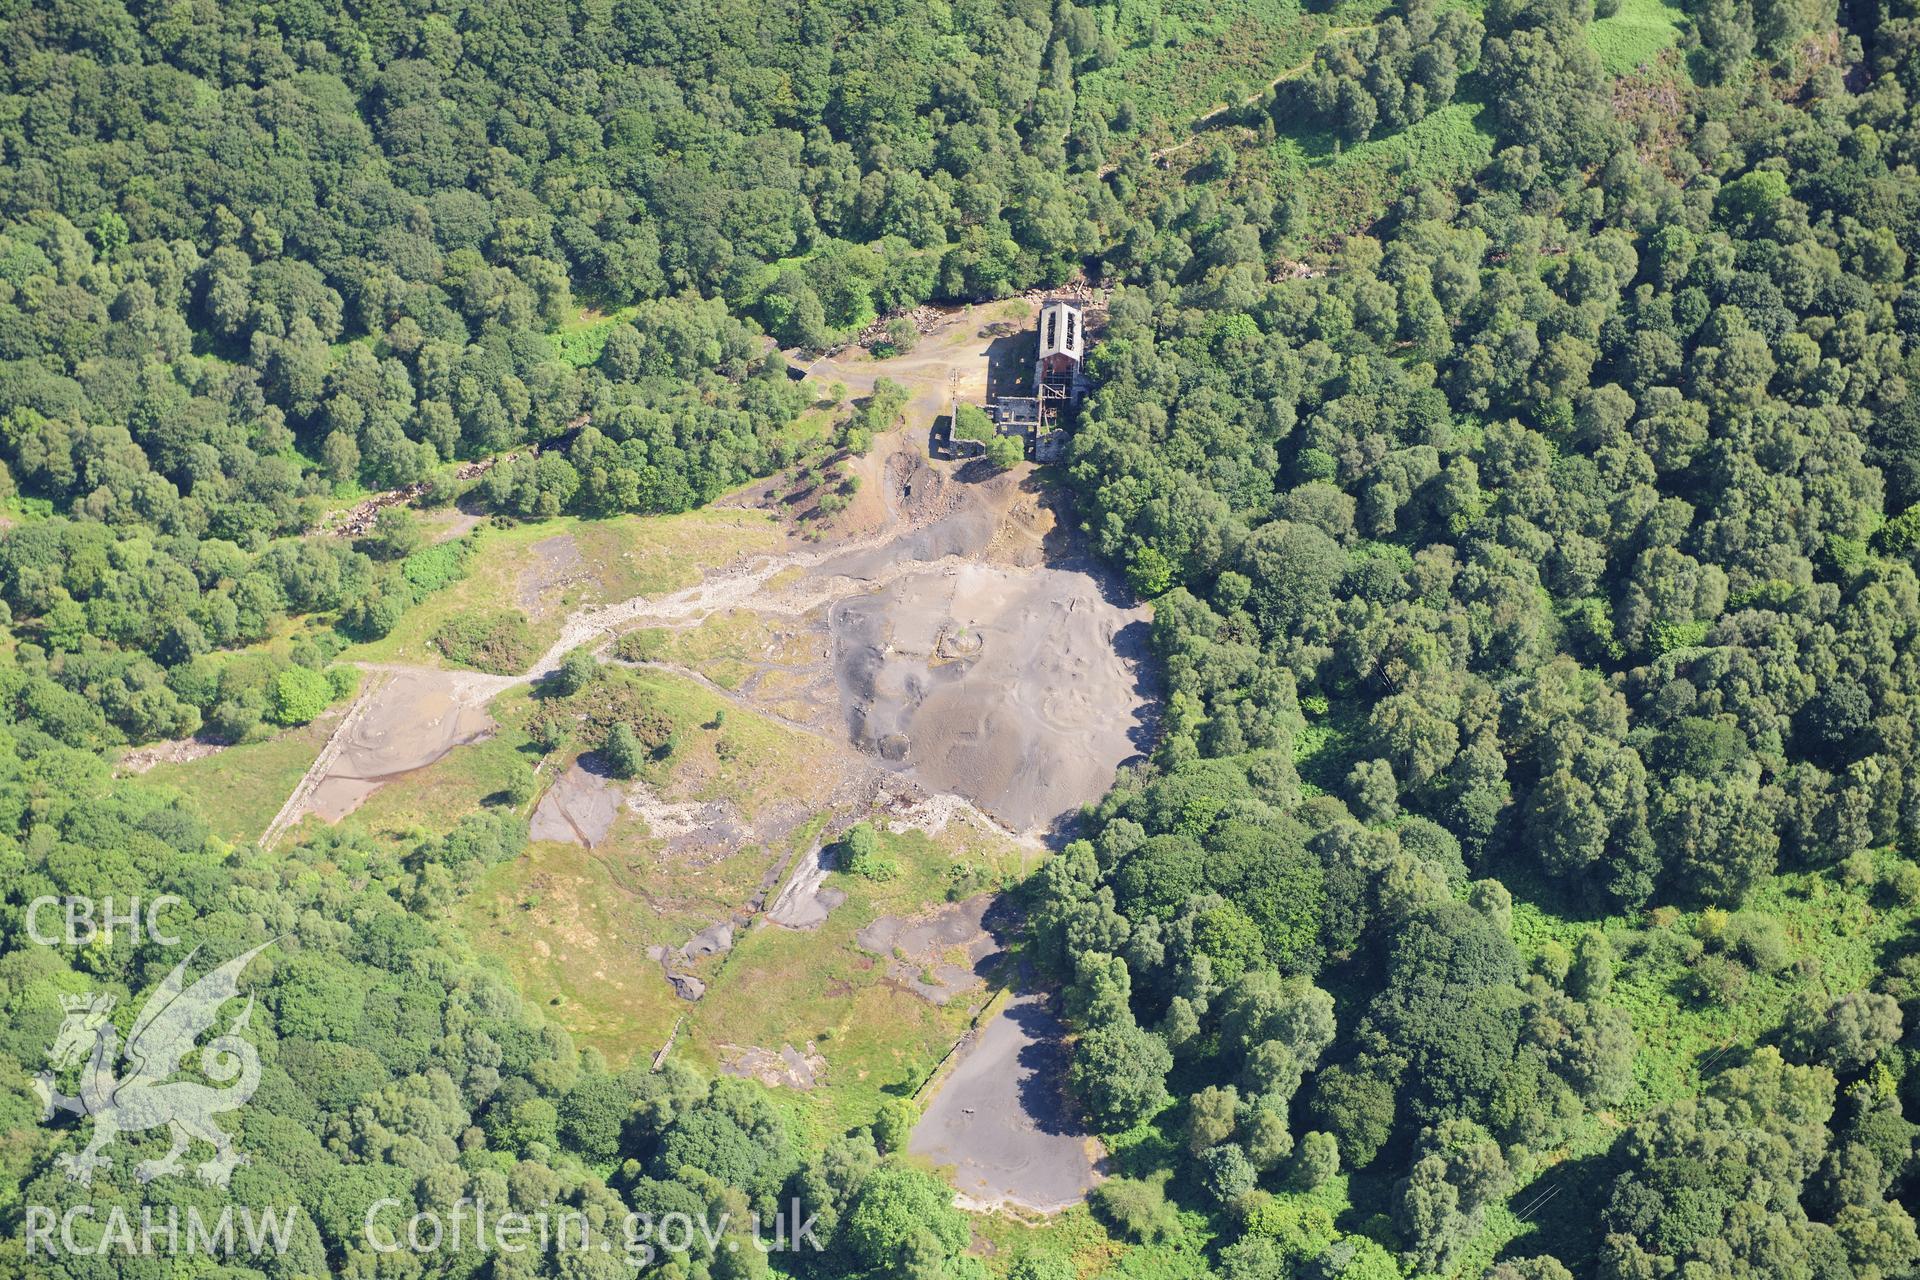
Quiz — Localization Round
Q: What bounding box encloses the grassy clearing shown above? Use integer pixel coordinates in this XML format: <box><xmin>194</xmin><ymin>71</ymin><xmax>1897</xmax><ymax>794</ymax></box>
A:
<box><xmin>433</xmin><ymin>608</ymin><xmax>539</xmax><ymax>674</ymax></box>
<box><xmin>1483</xmin><ymin>849</ymin><xmax>1920</xmax><ymax>1267</ymax></box>
<box><xmin>341</xmin><ymin>718</ymin><xmax>540</xmax><ymax>844</ymax></box>
<box><xmin>503</xmin><ymin>665</ymin><xmax>835</xmax><ymax>934</ymax></box>
<box><xmin>1510</xmin><ymin>852</ymin><xmax>1920</xmax><ymax>1113</ymax></box>
<box><xmin>684</xmin><ymin>822</ymin><xmax>1038</xmax><ymax>1144</ymax></box>
<box><xmin>550</xmin><ymin>304</ymin><xmax>644</xmax><ymax>368</ymax></box>
<box><xmin>459</xmin><ymin>835</ymin><xmax>692</xmax><ymax>1065</ymax></box>
<box><xmin>779</xmin><ymin>405</ymin><xmax>845</xmax><ymax>450</ymax></box>
<box><xmin>1079</xmin><ymin>0</ymin><xmax>1360</xmax><ymax>133</ymax></box>
<box><xmin>617</xmin><ymin>609</ymin><xmax>825</xmax><ymax>693</ymax></box>
<box><xmin>339</xmin><ymin>507</ymin><xmax>784</xmax><ymax>668</ymax></box>
<box><xmin>340</xmin><ymin>521</ymin><xmax>563</xmax><ymax>667</ymax></box>
<box><xmin>567</xmin><ymin>507</ymin><xmax>782</xmax><ymax>603</ymax></box>
<box><xmin>465</xmin><ymin>663</ymin><xmax>1045</xmax><ymax>1130</ymax></box>
<box><xmin>685</xmin><ymin>913</ymin><xmax>965</xmax><ymax>1139</ymax></box>
<box><xmin>415</xmin><ymin>506</ymin><xmax>483</xmax><ymax>542</ymax></box>
<box><xmin>142</xmin><ymin>720</ymin><xmax>332</xmax><ymax>845</ymax></box>
<box><xmin>603</xmin><ymin>666</ymin><xmax>828</xmax><ymax>809</ymax></box>
<box><xmin>971</xmin><ymin>1209</ymin><xmax>1135</xmax><ymax>1280</ymax></box>
<box><xmin>1589</xmin><ymin>0</ymin><xmax>1686</xmax><ymax>75</ymax></box>
<box><xmin>0</xmin><ymin>495</ymin><xmax>54</xmax><ymax>525</ymax></box>
<box><xmin>967</xmin><ymin>1125</ymin><xmax>1227</xmax><ymax>1277</ymax></box>
<box><xmin>620</xmin><ymin>617</ymin><xmax>765</xmax><ymax>690</ymax></box>
<box><xmin>461</xmin><ymin>669</ymin><xmax>842</xmax><ymax>1063</ymax></box>
<box><xmin>1123</xmin><ymin>89</ymin><xmax>1495</xmax><ymax>251</ymax></box>
<box><xmin>455</xmin><ymin>832</ymin><xmax>735</xmax><ymax>1066</ymax></box>
<box><xmin>1292</xmin><ymin>691</ymin><xmax>1370</xmax><ymax>795</ymax></box>
<box><xmin>1266</xmin><ymin>98</ymin><xmax>1498</xmax><ymax>240</ymax></box>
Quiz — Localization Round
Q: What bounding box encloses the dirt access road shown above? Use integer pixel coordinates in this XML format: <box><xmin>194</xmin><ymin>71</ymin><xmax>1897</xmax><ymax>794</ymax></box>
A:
<box><xmin>794</xmin><ymin>298</ymin><xmax>1038</xmax><ymax>429</ymax></box>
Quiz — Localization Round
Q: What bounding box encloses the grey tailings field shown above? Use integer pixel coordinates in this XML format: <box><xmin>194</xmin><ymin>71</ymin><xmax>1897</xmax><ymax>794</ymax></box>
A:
<box><xmin>529</xmin><ymin>757</ymin><xmax>624</xmax><ymax>847</ymax></box>
<box><xmin>909</xmin><ymin>990</ymin><xmax>1105</xmax><ymax>1214</ymax></box>
<box><xmin>831</xmin><ymin>558</ymin><xmax>1151</xmax><ymax>835</ymax></box>
<box><xmin>257</xmin><ymin>309</ymin><xmax>1139</xmax><ymax>1213</ymax></box>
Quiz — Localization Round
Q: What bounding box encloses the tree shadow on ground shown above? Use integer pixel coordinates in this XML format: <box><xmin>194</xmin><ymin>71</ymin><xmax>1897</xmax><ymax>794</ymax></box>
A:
<box><xmin>1490</xmin><ymin>1134</ymin><xmax>1628</xmax><ymax>1274</ymax></box>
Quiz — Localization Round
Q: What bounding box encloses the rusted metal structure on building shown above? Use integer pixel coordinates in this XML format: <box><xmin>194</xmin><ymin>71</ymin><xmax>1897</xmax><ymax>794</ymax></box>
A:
<box><xmin>1033</xmin><ymin>297</ymin><xmax>1088</xmax><ymax>410</ymax></box>
<box><xmin>989</xmin><ymin>297</ymin><xmax>1089</xmax><ymax>460</ymax></box>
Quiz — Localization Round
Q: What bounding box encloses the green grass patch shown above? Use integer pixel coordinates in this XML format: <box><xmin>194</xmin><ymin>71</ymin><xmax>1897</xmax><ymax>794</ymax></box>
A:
<box><xmin>621</xmin><ymin>669</ymin><xmax>823</xmax><ymax>807</ymax></box>
<box><xmin>470</xmin><ymin>667</ymin><xmax>1044</xmax><ymax>1132</ymax></box>
<box><xmin>339</xmin><ymin>507</ymin><xmax>783</xmax><ymax>669</ymax></box>
<box><xmin>550</xmin><ymin>304</ymin><xmax>644</xmax><ymax>368</ymax></box>
<box><xmin>780</xmin><ymin>405</ymin><xmax>844</xmax><ymax>448</ymax></box>
<box><xmin>141</xmin><ymin>721</ymin><xmax>332</xmax><ymax>845</ymax></box>
<box><xmin>0</xmin><ymin>495</ymin><xmax>54</xmax><ymax>524</ymax></box>
<box><xmin>1492</xmin><ymin>849</ymin><xmax>1920</xmax><ymax>1265</ymax></box>
<box><xmin>1509</xmin><ymin>855</ymin><xmax>1920</xmax><ymax>1116</ymax></box>
<box><xmin>327</xmin><ymin>334</ymin><xmax>377</xmax><ymax>362</ymax></box>
<box><xmin>459</xmin><ymin>833</ymin><xmax>692</xmax><ymax>1065</ymax></box>
<box><xmin>615</xmin><ymin>610</ymin><xmax>817</xmax><ymax>692</ymax></box>
<box><xmin>340</xmin><ymin>520</ymin><xmax>565</xmax><ymax>667</ymax></box>
<box><xmin>684</xmin><ymin>821</ymin><xmax>1036</xmax><ymax>1144</ymax></box>
<box><xmin>565</xmin><ymin>508</ymin><xmax>783</xmax><ymax>603</ymax></box>
<box><xmin>971</xmin><ymin>1208</ymin><xmax>1159</xmax><ymax>1280</ymax></box>
<box><xmin>1079</xmin><ymin>0</ymin><xmax>1350</xmax><ymax>132</ymax></box>
<box><xmin>401</xmin><ymin>539</ymin><xmax>472</xmax><ymax>593</ymax></box>
<box><xmin>342</xmin><ymin>733</ymin><xmax>539</xmax><ymax>844</ymax></box>
<box><xmin>1292</xmin><ymin>691</ymin><xmax>1369</xmax><ymax>794</ymax></box>
<box><xmin>463</xmin><ymin>669</ymin><xmax>852</xmax><ymax>1065</ymax></box>
<box><xmin>1589</xmin><ymin>0</ymin><xmax>1686</xmax><ymax>75</ymax></box>
<box><xmin>1267</xmin><ymin>97</ymin><xmax>1497</xmax><ymax>240</ymax></box>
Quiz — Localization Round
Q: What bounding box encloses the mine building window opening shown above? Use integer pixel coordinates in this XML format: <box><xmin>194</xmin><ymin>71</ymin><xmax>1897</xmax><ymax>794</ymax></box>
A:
<box><xmin>1045</xmin><ymin>310</ymin><xmax>1058</xmax><ymax>351</ymax></box>
<box><xmin>1066</xmin><ymin>311</ymin><xmax>1079</xmax><ymax>354</ymax></box>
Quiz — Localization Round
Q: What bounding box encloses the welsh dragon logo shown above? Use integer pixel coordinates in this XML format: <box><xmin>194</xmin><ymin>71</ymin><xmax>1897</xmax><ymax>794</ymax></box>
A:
<box><xmin>33</xmin><ymin>942</ymin><xmax>272</xmax><ymax>1188</ymax></box>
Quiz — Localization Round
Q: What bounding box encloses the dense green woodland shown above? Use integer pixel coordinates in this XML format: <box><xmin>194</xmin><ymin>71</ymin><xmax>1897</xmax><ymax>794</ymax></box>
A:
<box><xmin>1039</xmin><ymin>0</ymin><xmax>1920</xmax><ymax>1272</ymax></box>
<box><xmin>2</xmin><ymin>0</ymin><xmax>1920</xmax><ymax>1275</ymax></box>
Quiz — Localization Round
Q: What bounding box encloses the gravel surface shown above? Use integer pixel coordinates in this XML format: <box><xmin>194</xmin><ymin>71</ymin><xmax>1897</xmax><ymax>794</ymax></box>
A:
<box><xmin>909</xmin><ymin>990</ymin><xmax>1103</xmax><ymax>1213</ymax></box>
